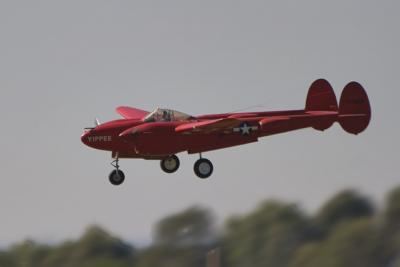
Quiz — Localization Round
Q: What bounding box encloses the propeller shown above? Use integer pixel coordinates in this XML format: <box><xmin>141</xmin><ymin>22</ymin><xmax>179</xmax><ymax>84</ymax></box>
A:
<box><xmin>84</xmin><ymin>118</ymin><xmax>101</xmax><ymax>130</ymax></box>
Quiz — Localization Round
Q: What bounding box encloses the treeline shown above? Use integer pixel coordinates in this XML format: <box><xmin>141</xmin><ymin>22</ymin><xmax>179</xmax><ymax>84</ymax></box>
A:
<box><xmin>2</xmin><ymin>186</ymin><xmax>400</xmax><ymax>267</ymax></box>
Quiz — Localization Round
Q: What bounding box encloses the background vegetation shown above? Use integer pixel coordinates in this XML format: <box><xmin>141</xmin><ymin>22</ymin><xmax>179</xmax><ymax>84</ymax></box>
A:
<box><xmin>2</xmin><ymin>186</ymin><xmax>400</xmax><ymax>267</ymax></box>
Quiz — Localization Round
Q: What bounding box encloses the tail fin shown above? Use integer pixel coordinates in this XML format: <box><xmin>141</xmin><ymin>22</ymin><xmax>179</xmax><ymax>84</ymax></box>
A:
<box><xmin>305</xmin><ymin>79</ymin><xmax>338</xmax><ymax>131</ymax></box>
<box><xmin>338</xmin><ymin>82</ymin><xmax>371</xmax><ymax>134</ymax></box>
<box><xmin>306</xmin><ymin>79</ymin><xmax>338</xmax><ymax>112</ymax></box>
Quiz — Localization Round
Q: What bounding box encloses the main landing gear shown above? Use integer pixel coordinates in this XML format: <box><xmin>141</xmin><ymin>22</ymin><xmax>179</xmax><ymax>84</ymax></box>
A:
<box><xmin>193</xmin><ymin>156</ymin><xmax>213</xmax><ymax>179</ymax></box>
<box><xmin>107</xmin><ymin>154</ymin><xmax>214</xmax><ymax>185</ymax></box>
<box><xmin>160</xmin><ymin>155</ymin><xmax>180</xmax><ymax>173</ymax></box>
<box><xmin>109</xmin><ymin>158</ymin><xmax>125</xmax><ymax>185</ymax></box>
<box><xmin>160</xmin><ymin>153</ymin><xmax>214</xmax><ymax>179</ymax></box>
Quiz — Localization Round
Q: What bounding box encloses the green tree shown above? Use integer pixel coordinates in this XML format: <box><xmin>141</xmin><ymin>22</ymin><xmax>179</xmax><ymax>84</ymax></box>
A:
<box><xmin>0</xmin><ymin>250</ymin><xmax>16</xmax><ymax>267</ymax></box>
<box><xmin>40</xmin><ymin>241</ymin><xmax>76</xmax><ymax>267</ymax></box>
<box><xmin>291</xmin><ymin>218</ymin><xmax>382</xmax><ymax>267</ymax></box>
<box><xmin>6</xmin><ymin>186</ymin><xmax>400</xmax><ymax>267</ymax></box>
<box><xmin>74</xmin><ymin>225</ymin><xmax>134</xmax><ymax>259</ymax></box>
<box><xmin>223</xmin><ymin>201</ymin><xmax>310</xmax><ymax>267</ymax></box>
<box><xmin>315</xmin><ymin>189</ymin><xmax>373</xmax><ymax>235</ymax></box>
<box><xmin>41</xmin><ymin>225</ymin><xmax>135</xmax><ymax>267</ymax></box>
<box><xmin>320</xmin><ymin>218</ymin><xmax>380</xmax><ymax>267</ymax></box>
<box><xmin>8</xmin><ymin>240</ymin><xmax>50</xmax><ymax>267</ymax></box>
<box><xmin>381</xmin><ymin>186</ymin><xmax>400</xmax><ymax>266</ymax></box>
<box><xmin>383</xmin><ymin>186</ymin><xmax>400</xmax><ymax>231</ymax></box>
<box><xmin>289</xmin><ymin>242</ymin><xmax>321</xmax><ymax>267</ymax></box>
<box><xmin>135</xmin><ymin>246</ymin><xmax>204</xmax><ymax>267</ymax></box>
<box><xmin>153</xmin><ymin>206</ymin><xmax>215</xmax><ymax>247</ymax></box>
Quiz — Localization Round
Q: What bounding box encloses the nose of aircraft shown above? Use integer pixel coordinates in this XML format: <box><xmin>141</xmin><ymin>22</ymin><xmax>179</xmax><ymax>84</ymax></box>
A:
<box><xmin>81</xmin><ymin>130</ymin><xmax>91</xmax><ymax>146</ymax></box>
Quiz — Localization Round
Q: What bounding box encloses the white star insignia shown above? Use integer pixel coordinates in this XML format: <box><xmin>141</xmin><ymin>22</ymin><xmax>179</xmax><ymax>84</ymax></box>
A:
<box><xmin>240</xmin><ymin>123</ymin><xmax>251</xmax><ymax>135</ymax></box>
<box><xmin>233</xmin><ymin>122</ymin><xmax>257</xmax><ymax>136</ymax></box>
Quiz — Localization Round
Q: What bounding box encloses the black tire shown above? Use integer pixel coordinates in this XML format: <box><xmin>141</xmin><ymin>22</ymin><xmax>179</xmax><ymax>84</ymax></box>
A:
<box><xmin>109</xmin><ymin>169</ymin><xmax>125</xmax><ymax>185</ymax></box>
<box><xmin>194</xmin><ymin>158</ymin><xmax>213</xmax><ymax>179</ymax></box>
<box><xmin>160</xmin><ymin>155</ymin><xmax>180</xmax><ymax>173</ymax></box>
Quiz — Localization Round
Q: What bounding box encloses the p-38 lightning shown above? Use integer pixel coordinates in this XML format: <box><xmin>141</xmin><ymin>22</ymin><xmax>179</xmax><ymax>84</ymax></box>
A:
<box><xmin>81</xmin><ymin>79</ymin><xmax>371</xmax><ymax>185</ymax></box>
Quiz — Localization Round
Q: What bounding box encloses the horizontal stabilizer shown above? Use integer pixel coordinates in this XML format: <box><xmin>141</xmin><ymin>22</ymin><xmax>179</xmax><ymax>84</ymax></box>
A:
<box><xmin>338</xmin><ymin>114</ymin><xmax>368</xmax><ymax>118</ymax></box>
<box><xmin>116</xmin><ymin>106</ymin><xmax>149</xmax><ymax>120</ymax></box>
<box><xmin>258</xmin><ymin>112</ymin><xmax>338</xmax><ymax>135</ymax></box>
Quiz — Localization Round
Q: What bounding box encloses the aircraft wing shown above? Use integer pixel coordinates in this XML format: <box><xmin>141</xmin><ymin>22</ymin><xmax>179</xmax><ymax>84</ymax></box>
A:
<box><xmin>175</xmin><ymin>118</ymin><xmax>241</xmax><ymax>133</ymax></box>
<box><xmin>116</xmin><ymin>106</ymin><xmax>150</xmax><ymax>120</ymax></box>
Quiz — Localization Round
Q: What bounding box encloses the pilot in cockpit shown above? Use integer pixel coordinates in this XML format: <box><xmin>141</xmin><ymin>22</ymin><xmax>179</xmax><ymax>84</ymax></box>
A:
<box><xmin>162</xmin><ymin>110</ymin><xmax>171</xmax><ymax>121</ymax></box>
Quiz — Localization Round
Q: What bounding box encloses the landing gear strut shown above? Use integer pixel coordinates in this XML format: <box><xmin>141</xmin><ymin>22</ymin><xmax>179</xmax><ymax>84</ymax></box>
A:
<box><xmin>194</xmin><ymin>154</ymin><xmax>213</xmax><ymax>179</ymax></box>
<box><xmin>109</xmin><ymin>158</ymin><xmax>125</xmax><ymax>185</ymax></box>
<box><xmin>160</xmin><ymin>155</ymin><xmax>180</xmax><ymax>173</ymax></box>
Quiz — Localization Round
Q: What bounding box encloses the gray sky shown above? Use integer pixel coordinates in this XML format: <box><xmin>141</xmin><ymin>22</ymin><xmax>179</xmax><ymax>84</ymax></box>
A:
<box><xmin>0</xmin><ymin>0</ymin><xmax>399</xmax><ymax>247</ymax></box>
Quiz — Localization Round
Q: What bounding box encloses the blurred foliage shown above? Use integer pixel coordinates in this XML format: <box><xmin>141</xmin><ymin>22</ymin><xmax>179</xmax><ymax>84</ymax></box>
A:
<box><xmin>222</xmin><ymin>201</ymin><xmax>310</xmax><ymax>267</ymax></box>
<box><xmin>290</xmin><ymin>218</ymin><xmax>383</xmax><ymax>267</ymax></box>
<box><xmin>153</xmin><ymin>206</ymin><xmax>215</xmax><ymax>247</ymax></box>
<box><xmin>381</xmin><ymin>186</ymin><xmax>400</xmax><ymax>266</ymax></box>
<box><xmin>315</xmin><ymin>189</ymin><xmax>373</xmax><ymax>235</ymax></box>
<box><xmin>1</xmin><ymin>226</ymin><xmax>135</xmax><ymax>267</ymax></box>
<box><xmin>135</xmin><ymin>245</ymin><xmax>205</xmax><ymax>267</ymax></box>
<box><xmin>2</xmin><ymin>186</ymin><xmax>400</xmax><ymax>267</ymax></box>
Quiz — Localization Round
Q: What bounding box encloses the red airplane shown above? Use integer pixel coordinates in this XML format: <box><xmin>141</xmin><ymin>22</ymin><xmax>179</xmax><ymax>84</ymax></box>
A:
<box><xmin>81</xmin><ymin>79</ymin><xmax>371</xmax><ymax>185</ymax></box>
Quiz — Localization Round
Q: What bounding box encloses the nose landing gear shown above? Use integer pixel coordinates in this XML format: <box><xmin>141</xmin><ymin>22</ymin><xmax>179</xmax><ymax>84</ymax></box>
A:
<box><xmin>109</xmin><ymin>158</ymin><xmax>125</xmax><ymax>185</ymax></box>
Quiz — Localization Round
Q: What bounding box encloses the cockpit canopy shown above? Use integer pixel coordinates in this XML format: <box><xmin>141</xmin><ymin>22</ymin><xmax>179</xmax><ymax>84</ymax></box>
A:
<box><xmin>143</xmin><ymin>108</ymin><xmax>193</xmax><ymax>122</ymax></box>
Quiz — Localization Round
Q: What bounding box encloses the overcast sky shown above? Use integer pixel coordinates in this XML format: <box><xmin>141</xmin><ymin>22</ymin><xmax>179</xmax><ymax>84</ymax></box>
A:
<box><xmin>0</xmin><ymin>0</ymin><xmax>399</xmax><ymax>247</ymax></box>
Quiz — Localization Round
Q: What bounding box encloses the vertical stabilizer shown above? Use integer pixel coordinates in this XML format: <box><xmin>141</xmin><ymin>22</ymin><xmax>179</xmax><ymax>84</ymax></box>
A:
<box><xmin>339</xmin><ymin>82</ymin><xmax>371</xmax><ymax>134</ymax></box>
<box><xmin>305</xmin><ymin>79</ymin><xmax>338</xmax><ymax>130</ymax></box>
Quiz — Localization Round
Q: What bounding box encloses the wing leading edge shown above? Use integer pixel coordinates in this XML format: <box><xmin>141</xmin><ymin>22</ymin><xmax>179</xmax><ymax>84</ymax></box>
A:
<box><xmin>175</xmin><ymin>118</ymin><xmax>241</xmax><ymax>133</ymax></box>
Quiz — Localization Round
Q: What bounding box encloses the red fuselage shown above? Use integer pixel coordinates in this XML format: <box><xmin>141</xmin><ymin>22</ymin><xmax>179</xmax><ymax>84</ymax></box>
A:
<box><xmin>81</xmin><ymin>109</ymin><xmax>326</xmax><ymax>159</ymax></box>
<box><xmin>81</xmin><ymin>79</ymin><xmax>371</xmax><ymax>183</ymax></box>
<box><xmin>81</xmin><ymin>79</ymin><xmax>371</xmax><ymax>159</ymax></box>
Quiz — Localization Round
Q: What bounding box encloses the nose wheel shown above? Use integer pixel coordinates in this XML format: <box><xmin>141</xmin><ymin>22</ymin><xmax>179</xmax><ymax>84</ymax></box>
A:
<box><xmin>194</xmin><ymin>157</ymin><xmax>213</xmax><ymax>179</ymax></box>
<box><xmin>160</xmin><ymin>155</ymin><xmax>180</xmax><ymax>173</ymax></box>
<box><xmin>109</xmin><ymin>158</ymin><xmax>125</xmax><ymax>185</ymax></box>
